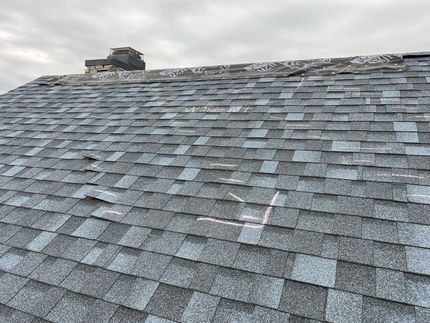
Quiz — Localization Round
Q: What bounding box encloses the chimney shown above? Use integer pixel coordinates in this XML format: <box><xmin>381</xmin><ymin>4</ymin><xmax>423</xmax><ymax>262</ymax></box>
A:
<box><xmin>85</xmin><ymin>47</ymin><xmax>146</xmax><ymax>73</ymax></box>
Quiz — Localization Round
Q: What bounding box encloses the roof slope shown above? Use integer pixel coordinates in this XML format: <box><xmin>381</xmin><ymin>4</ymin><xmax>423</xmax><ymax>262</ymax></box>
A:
<box><xmin>0</xmin><ymin>53</ymin><xmax>430</xmax><ymax>322</ymax></box>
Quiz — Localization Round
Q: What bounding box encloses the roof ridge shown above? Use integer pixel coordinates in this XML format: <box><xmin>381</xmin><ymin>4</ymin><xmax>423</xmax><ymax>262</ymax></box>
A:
<box><xmin>36</xmin><ymin>53</ymin><xmax>408</xmax><ymax>86</ymax></box>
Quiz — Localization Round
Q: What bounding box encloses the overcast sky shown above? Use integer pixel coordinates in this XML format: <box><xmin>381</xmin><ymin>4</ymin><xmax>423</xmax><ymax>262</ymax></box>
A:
<box><xmin>1</xmin><ymin>0</ymin><xmax>429</xmax><ymax>93</ymax></box>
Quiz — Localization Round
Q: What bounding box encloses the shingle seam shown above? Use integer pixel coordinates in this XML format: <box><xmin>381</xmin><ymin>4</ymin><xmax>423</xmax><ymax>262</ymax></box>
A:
<box><xmin>4</xmin><ymin>158</ymin><xmax>430</xmax><ymax>186</ymax></box>
<box><xmin>1</xmin><ymin>229</ymin><xmax>426</xmax><ymax>286</ymax></box>
<box><xmin>2</xmin><ymin>259</ymin><xmax>424</xmax><ymax>322</ymax></box>
<box><xmin>0</xmin><ymin>263</ymin><xmax>299</xmax><ymax>321</ymax></box>
<box><xmin>1</xmin><ymin>128</ymin><xmax>428</xmax><ymax>140</ymax></box>
<box><xmin>2</xmin><ymin>169</ymin><xmax>424</xmax><ymax>202</ymax></box>
<box><xmin>5</xmin><ymin>146</ymin><xmax>428</xmax><ymax>170</ymax></box>
<box><xmin>0</xmin><ymin>189</ymin><xmax>416</xmax><ymax>230</ymax></box>
<box><xmin>0</xmin><ymin>303</ymin><xmax>42</xmax><ymax>321</ymax></box>
<box><xmin>1</xmin><ymin>201</ymin><xmax>428</xmax><ymax>249</ymax></box>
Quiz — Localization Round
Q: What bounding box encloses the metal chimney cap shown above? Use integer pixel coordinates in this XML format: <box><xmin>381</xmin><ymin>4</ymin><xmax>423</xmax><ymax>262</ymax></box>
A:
<box><xmin>110</xmin><ymin>47</ymin><xmax>143</xmax><ymax>57</ymax></box>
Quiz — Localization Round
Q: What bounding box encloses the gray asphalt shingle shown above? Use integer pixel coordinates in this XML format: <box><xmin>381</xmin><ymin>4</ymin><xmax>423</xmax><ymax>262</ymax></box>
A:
<box><xmin>279</xmin><ymin>280</ymin><xmax>328</xmax><ymax>320</ymax></box>
<box><xmin>0</xmin><ymin>272</ymin><xmax>28</xmax><ymax>303</ymax></box>
<box><xmin>47</xmin><ymin>291</ymin><xmax>118</xmax><ymax>322</ymax></box>
<box><xmin>103</xmin><ymin>274</ymin><xmax>159</xmax><ymax>310</ymax></box>
<box><xmin>8</xmin><ymin>280</ymin><xmax>66</xmax><ymax>317</ymax></box>
<box><xmin>0</xmin><ymin>52</ymin><xmax>429</xmax><ymax>322</ymax></box>
<box><xmin>145</xmin><ymin>283</ymin><xmax>193</xmax><ymax>321</ymax></box>
<box><xmin>211</xmin><ymin>267</ymin><xmax>284</xmax><ymax>308</ymax></box>
<box><xmin>291</xmin><ymin>254</ymin><xmax>337</xmax><ymax>287</ymax></box>
<box><xmin>326</xmin><ymin>289</ymin><xmax>362</xmax><ymax>323</ymax></box>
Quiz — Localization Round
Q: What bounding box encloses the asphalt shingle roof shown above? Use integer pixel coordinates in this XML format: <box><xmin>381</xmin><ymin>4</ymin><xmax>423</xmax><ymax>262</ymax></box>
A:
<box><xmin>0</xmin><ymin>52</ymin><xmax>430</xmax><ymax>322</ymax></box>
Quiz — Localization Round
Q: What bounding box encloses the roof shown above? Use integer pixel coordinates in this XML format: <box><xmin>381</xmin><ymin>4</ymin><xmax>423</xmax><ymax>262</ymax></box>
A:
<box><xmin>0</xmin><ymin>52</ymin><xmax>429</xmax><ymax>322</ymax></box>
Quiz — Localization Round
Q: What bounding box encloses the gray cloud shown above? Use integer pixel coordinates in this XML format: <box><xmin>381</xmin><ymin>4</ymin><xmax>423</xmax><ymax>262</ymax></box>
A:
<box><xmin>1</xmin><ymin>0</ymin><xmax>429</xmax><ymax>93</ymax></box>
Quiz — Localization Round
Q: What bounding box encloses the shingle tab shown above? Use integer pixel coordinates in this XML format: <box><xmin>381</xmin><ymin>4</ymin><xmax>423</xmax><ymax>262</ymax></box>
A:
<box><xmin>0</xmin><ymin>273</ymin><xmax>28</xmax><ymax>303</ymax></box>
<box><xmin>335</xmin><ymin>261</ymin><xmax>376</xmax><ymax>296</ymax></box>
<box><xmin>103</xmin><ymin>274</ymin><xmax>158</xmax><ymax>310</ymax></box>
<box><xmin>145</xmin><ymin>284</ymin><xmax>193</xmax><ymax>321</ymax></box>
<box><xmin>375</xmin><ymin>268</ymin><xmax>406</xmax><ymax>302</ymax></box>
<box><xmin>339</xmin><ymin>237</ymin><xmax>374</xmax><ymax>265</ymax></box>
<box><xmin>407</xmin><ymin>184</ymin><xmax>430</xmax><ymax>204</ymax></box>
<box><xmin>405</xmin><ymin>273</ymin><xmax>430</xmax><ymax>308</ymax></box>
<box><xmin>394</xmin><ymin>122</ymin><xmax>417</xmax><ymax>132</ymax></box>
<box><xmin>362</xmin><ymin>297</ymin><xmax>415</xmax><ymax>323</ymax></box>
<box><xmin>292</xmin><ymin>254</ymin><xmax>337</xmax><ymax>287</ymax></box>
<box><xmin>405</xmin><ymin>246</ymin><xmax>430</xmax><ymax>275</ymax></box>
<box><xmin>199</xmin><ymin>239</ymin><xmax>240</xmax><ymax>266</ymax></box>
<box><xmin>160</xmin><ymin>258</ymin><xmax>217</xmax><ymax>291</ymax></box>
<box><xmin>60</xmin><ymin>264</ymin><xmax>119</xmax><ymax>298</ymax></box>
<box><xmin>131</xmin><ymin>251</ymin><xmax>172</xmax><ymax>280</ymax></box>
<box><xmin>9</xmin><ymin>280</ymin><xmax>66</xmax><ymax>317</ymax></box>
<box><xmin>211</xmin><ymin>268</ymin><xmax>284</xmax><ymax>308</ymax></box>
<box><xmin>279</xmin><ymin>280</ymin><xmax>328</xmax><ymax>320</ymax></box>
<box><xmin>233</xmin><ymin>244</ymin><xmax>288</xmax><ymax>276</ymax></box>
<box><xmin>47</xmin><ymin>292</ymin><xmax>118</xmax><ymax>322</ymax></box>
<box><xmin>292</xmin><ymin>150</ymin><xmax>321</xmax><ymax>162</ymax></box>
<box><xmin>326</xmin><ymin>289</ymin><xmax>362</xmax><ymax>323</ymax></box>
<box><xmin>181</xmin><ymin>292</ymin><xmax>219</xmax><ymax>323</ymax></box>
<box><xmin>29</xmin><ymin>256</ymin><xmax>77</xmax><ymax>285</ymax></box>
<box><xmin>212</xmin><ymin>298</ymin><xmax>254</xmax><ymax>323</ymax></box>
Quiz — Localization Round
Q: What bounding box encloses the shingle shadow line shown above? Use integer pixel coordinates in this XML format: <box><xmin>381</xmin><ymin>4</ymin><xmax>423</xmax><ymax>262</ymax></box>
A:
<box><xmin>2</xmin><ymin>226</ymin><xmax>424</xmax><ymax>288</ymax></box>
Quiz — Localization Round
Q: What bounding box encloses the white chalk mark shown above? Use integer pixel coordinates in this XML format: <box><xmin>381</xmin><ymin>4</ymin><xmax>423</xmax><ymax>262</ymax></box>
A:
<box><xmin>210</xmin><ymin>163</ymin><xmax>237</xmax><ymax>168</ymax></box>
<box><xmin>391</xmin><ymin>174</ymin><xmax>425</xmax><ymax>179</ymax></box>
<box><xmin>89</xmin><ymin>164</ymin><xmax>103</xmax><ymax>171</ymax></box>
<box><xmin>376</xmin><ymin>173</ymin><xmax>425</xmax><ymax>179</ymax></box>
<box><xmin>218</xmin><ymin>178</ymin><xmax>244</xmax><ymax>183</ymax></box>
<box><xmin>406</xmin><ymin>115</ymin><xmax>430</xmax><ymax>120</ymax></box>
<box><xmin>241</xmin><ymin>215</ymin><xmax>259</xmax><ymax>220</ymax></box>
<box><xmin>340</xmin><ymin>87</ymin><xmax>361</xmax><ymax>91</ymax></box>
<box><xmin>228</xmin><ymin>192</ymin><xmax>245</xmax><ymax>202</ymax></box>
<box><xmin>269</xmin><ymin>115</ymin><xmax>283</xmax><ymax>120</ymax></box>
<box><xmin>262</xmin><ymin>191</ymin><xmax>280</xmax><ymax>225</ymax></box>
<box><xmin>353</xmin><ymin>159</ymin><xmax>373</xmax><ymax>163</ymax></box>
<box><xmin>391</xmin><ymin>106</ymin><xmax>421</xmax><ymax>110</ymax></box>
<box><xmin>196</xmin><ymin>191</ymin><xmax>280</xmax><ymax>230</ymax></box>
<box><xmin>95</xmin><ymin>189</ymin><xmax>116</xmax><ymax>196</ymax></box>
<box><xmin>296</xmin><ymin>78</ymin><xmax>304</xmax><ymax>89</ymax></box>
<box><xmin>361</xmin><ymin>147</ymin><xmax>392</xmax><ymax>151</ymax></box>
<box><xmin>104</xmin><ymin>210</ymin><xmax>123</xmax><ymax>215</ymax></box>
<box><xmin>177</xmin><ymin>129</ymin><xmax>195</xmax><ymax>133</ymax></box>
<box><xmin>197</xmin><ymin>217</ymin><xmax>262</xmax><ymax>228</ymax></box>
<box><xmin>288</xmin><ymin>124</ymin><xmax>311</xmax><ymax>128</ymax></box>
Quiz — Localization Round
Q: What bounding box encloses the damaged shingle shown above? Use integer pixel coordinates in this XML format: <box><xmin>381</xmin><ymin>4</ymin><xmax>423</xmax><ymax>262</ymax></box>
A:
<box><xmin>0</xmin><ymin>52</ymin><xmax>429</xmax><ymax>322</ymax></box>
